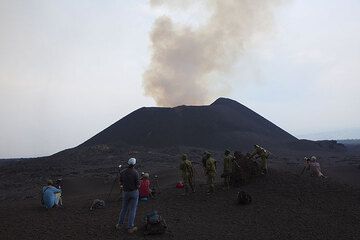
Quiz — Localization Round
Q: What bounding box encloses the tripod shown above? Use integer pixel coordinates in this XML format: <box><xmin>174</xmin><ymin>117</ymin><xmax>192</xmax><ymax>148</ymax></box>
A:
<box><xmin>106</xmin><ymin>165</ymin><xmax>123</xmax><ymax>203</ymax></box>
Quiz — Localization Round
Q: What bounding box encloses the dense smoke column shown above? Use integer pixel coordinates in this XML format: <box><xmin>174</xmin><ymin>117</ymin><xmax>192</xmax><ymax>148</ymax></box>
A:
<box><xmin>143</xmin><ymin>0</ymin><xmax>281</xmax><ymax>107</ymax></box>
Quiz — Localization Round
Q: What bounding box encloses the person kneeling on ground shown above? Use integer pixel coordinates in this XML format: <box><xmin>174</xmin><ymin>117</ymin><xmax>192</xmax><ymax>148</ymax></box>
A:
<box><xmin>139</xmin><ymin>173</ymin><xmax>152</xmax><ymax>201</ymax></box>
<box><xmin>42</xmin><ymin>180</ymin><xmax>62</xmax><ymax>209</ymax></box>
<box><xmin>116</xmin><ymin>158</ymin><xmax>140</xmax><ymax>234</ymax></box>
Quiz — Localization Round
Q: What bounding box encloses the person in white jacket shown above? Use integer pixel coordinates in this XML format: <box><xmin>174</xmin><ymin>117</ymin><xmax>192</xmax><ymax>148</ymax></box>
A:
<box><xmin>309</xmin><ymin>156</ymin><xmax>326</xmax><ymax>178</ymax></box>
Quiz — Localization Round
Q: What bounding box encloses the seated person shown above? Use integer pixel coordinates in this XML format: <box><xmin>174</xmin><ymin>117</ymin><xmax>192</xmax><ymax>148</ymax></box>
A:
<box><xmin>139</xmin><ymin>173</ymin><xmax>152</xmax><ymax>200</ymax></box>
<box><xmin>42</xmin><ymin>180</ymin><xmax>62</xmax><ymax>208</ymax></box>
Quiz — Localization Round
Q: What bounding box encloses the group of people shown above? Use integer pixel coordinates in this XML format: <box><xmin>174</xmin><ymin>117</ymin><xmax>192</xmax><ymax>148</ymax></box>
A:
<box><xmin>179</xmin><ymin>144</ymin><xmax>270</xmax><ymax>195</ymax></box>
<box><xmin>115</xmin><ymin>158</ymin><xmax>160</xmax><ymax>233</ymax></box>
<box><xmin>45</xmin><ymin>144</ymin><xmax>330</xmax><ymax>235</ymax></box>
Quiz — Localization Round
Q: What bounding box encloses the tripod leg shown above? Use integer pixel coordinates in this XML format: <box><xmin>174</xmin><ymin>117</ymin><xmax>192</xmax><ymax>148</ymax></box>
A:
<box><xmin>106</xmin><ymin>178</ymin><xmax>117</xmax><ymax>202</ymax></box>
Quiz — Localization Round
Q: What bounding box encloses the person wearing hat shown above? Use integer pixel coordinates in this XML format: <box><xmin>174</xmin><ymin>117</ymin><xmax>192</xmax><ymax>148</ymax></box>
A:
<box><xmin>309</xmin><ymin>156</ymin><xmax>326</xmax><ymax>178</ymax></box>
<box><xmin>179</xmin><ymin>154</ymin><xmax>195</xmax><ymax>195</ymax></box>
<box><xmin>116</xmin><ymin>158</ymin><xmax>140</xmax><ymax>234</ymax></box>
<box><xmin>41</xmin><ymin>179</ymin><xmax>62</xmax><ymax>209</ymax></box>
<box><xmin>139</xmin><ymin>173</ymin><xmax>152</xmax><ymax>200</ymax></box>
<box><xmin>204</xmin><ymin>152</ymin><xmax>217</xmax><ymax>194</ymax></box>
<box><xmin>222</xmin><ymin>149</ymin><xmax>234</xmax><ymax>190</ymax></box>
<box><xmin>250</xmin><ymin>145</ymin><xmax>269</xmax><ymax>175</ymax></box>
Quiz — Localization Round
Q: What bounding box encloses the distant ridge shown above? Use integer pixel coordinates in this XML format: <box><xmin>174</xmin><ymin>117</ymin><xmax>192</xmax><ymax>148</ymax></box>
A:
<box><xmin>337</xmin><ymin>139</ymin><xmax>360</xmax><ymax>145</ymax></box>
<box><xmin>80</xmin><ymin>97</ymin><xmax>297</xmax><ymax>150</ymax></box>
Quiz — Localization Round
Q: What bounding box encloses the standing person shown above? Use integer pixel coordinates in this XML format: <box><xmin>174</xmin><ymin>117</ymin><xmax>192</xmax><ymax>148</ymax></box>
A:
<box><xmin>179</xmin><ymin>154</ymin><xmax>195</xmax><ymax>195</ymax></box>
<box><xmin>309</xmin><ymin>156</ymin><xmax>326</xmax><ymax>178</ymax></box>
<box><xmin>251</xmin><ymin>145</ymin><xmax>269</xmax><ymax>175</ymax></box>
<box><xmin>42</xmin><ymin>180</ymin><xmax>62</xmax><ymax>209</ymax></box>
<box><xmin>204</xmin><ymin>152</ymin><xmax>217</xmax><ymax>195</ymax></box>
<box><xmin>222</xmin><ymin>150</ymin><xmax>233</xmax><ymax>190</ymax></box>
<box><xmin>116</xmin><ymin>158</ymin><xmax>140</xmax><ymax>234</ymax></box>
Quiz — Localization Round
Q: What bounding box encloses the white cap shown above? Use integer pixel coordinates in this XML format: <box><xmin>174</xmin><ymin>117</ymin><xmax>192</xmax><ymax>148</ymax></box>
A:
<box><xmin>128</xmin><ymin>158</ymin><xmax>136</xmax><ymax>166</ymax></box>
<box><xmin>311</xmin><ymin>156</ymin><xmax>317</xmax><ymax>161</ymax></box>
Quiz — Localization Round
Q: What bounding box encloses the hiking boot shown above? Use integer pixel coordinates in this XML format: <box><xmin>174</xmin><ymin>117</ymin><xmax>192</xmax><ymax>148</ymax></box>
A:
<box><xmin>128</xmin><ymin>226</ymin><xmax>138</xmax><ymax>234</ymax></box>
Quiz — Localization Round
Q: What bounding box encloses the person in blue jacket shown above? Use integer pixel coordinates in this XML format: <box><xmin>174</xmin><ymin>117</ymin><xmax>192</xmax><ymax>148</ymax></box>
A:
<box><xmin>42</xmin><ymin>180</ymin><xmax>62</xmax><ymax>209</ymax></box>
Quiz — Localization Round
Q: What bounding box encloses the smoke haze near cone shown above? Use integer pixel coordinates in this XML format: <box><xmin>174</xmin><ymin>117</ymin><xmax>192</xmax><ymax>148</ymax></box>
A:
<box><xmin>143</xmin><ymin>0</ymin><xmax>282</xmax><ymax>106</ymax></box>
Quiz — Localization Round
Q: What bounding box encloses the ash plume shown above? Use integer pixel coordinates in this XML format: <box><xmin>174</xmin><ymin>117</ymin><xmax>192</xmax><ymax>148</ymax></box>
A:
<box><xmin>143</xmin><ymin>0</ymin><xmax>282</xmax><ymax>106</ymax></box>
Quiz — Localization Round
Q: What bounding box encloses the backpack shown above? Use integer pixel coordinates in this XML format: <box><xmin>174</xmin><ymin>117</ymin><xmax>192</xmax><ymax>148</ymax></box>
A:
<box><xmin>237</xmin><ymin>191</ymin><xmax>252</xmax><ymax>205</ymax></box>
<box><xmin>144</xmin><ymin>211</ymin><xmax>167</xmax><ymax>235</ymax></box>
<box><xmin>90</xmin><ymin>199</ymin><xmax>105</xmax><ymax>210</ymax></box>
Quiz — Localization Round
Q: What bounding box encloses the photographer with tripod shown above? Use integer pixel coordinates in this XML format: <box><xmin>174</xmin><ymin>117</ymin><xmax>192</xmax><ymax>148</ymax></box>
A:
<box><xmin>115</xmin><ymin>158</ymin><xmax>140</xmax><ymax>234</ymax></box>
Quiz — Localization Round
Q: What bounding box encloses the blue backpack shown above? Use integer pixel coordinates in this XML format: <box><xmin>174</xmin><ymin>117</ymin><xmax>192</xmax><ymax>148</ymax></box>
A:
<box><xmin>144</xmin><ymin>211</ymin><xmax>167</xmax><ymax>235</ymax></box>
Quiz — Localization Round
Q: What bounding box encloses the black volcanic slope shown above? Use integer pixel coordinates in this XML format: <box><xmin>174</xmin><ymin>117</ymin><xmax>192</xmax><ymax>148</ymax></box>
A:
<box><xmin>81</xmin><ymin>98</ymin><xmax>297</xmax><ymax>150</ymax></box>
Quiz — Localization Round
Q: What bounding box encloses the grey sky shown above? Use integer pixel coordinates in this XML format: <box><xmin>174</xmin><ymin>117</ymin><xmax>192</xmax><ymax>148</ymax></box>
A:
<box><xmin>0</xmin><ymin>0</ymin><xmax>359</xmax><ymax>158</ymax></box>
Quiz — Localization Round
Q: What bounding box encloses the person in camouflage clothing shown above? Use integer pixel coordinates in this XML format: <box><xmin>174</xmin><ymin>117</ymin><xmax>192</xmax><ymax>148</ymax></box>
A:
<box><xmin>179</xmin><ymin>154</ymin><xmax>195</xmax><ymax>195</ymax></box>
<box><xmin>203</xmin><ymin>152</ymin><xmax>217</xmax><ymax>194</ymax></box>
<box><xmin>222</xmin><ymin>149</ymin><xmax>233</xmax><ymax>190</ymax></box>
<box><xmin>250</xmin><ymin>145</ymin><xmax>269</xmax><ymax>175</ymax></box>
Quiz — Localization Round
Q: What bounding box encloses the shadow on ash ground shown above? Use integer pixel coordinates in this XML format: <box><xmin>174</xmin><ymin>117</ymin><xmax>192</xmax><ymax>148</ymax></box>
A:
<box><xmin>1</xmin><ymin>168</ymin><xmax>360</xmax><ymax>240</ymax></box>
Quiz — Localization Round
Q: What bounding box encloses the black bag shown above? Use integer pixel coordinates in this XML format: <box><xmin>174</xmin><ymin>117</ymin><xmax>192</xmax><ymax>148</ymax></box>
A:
<box><xmin>144</xmin><ymin>211</ymin><xmax>167</xmax><ymax>235</ymax></box>
<box><xmin>237</xmin><ymin>191</ymin><xmax>252</xmax><ymax>205</ymax></box>
<box><xmin>90</xmin><ymin>199</ymin><xmax>105</xmax><ymax>210</ymax></box>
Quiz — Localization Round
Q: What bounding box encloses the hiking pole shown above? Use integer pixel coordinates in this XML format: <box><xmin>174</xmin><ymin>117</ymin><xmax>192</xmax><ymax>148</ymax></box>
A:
<box><xmin>106</xmin><ymin>164</ymin><xmax>122</xmax><ymax>203</ymax></box>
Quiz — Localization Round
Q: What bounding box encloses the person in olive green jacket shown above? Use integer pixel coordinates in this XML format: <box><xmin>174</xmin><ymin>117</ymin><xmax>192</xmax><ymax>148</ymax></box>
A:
<box><xmin>222</xmin><ymin>149</ymin><xmax>234</xmax><ymax>190</ymax></box>
<box><xmin>179</xmin><ymin>154</ymin><xmax>195</xmax><ymax>195</ymax></box>
<box><xmin>204</xmin><ymin>152</ymin><xmax>217</xmax><ymax>194</ymax></box>
<box><xmin>250</xmin><ymin>145</ymin><xmax>269</xmax><ymax>174</ymax></box>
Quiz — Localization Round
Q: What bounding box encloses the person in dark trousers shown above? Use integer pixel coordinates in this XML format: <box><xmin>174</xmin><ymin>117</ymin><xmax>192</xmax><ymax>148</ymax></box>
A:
<box><xmin>116</xmin><ymin>158</ymin><xmax>140</xmax><ymax>234</ymax></box>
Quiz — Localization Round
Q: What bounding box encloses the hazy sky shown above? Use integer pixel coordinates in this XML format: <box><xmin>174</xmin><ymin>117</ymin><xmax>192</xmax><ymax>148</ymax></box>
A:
<box><xmin>1</xmin><ymin>0</ymin><xmax>360</xmax><ymax>158</ymax></box>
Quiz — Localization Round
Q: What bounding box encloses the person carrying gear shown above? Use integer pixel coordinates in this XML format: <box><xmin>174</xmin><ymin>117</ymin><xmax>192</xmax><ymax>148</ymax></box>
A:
<box><xmin>202</xmin><ymin>151</ymin><xmax>210</xmax><ymax>168</ymax></box>
<box><xmin>179</xmin><ymin>154</ymin><xmax>195</xmax><ymax>195</ymax></box>
<box><xmin>204</xmin><ymin>152</ymin><xmax>217</xmax><ymax>194</ymax></box>
<box><xmin>250</xmin><ymin>145</ymin><xmax>269</xmax><ymax>175</ymax></box>
<box><xmin>309</xmin><ymin>156</ymin><xmax>326</xmax><ymax>178</ymax></box>
<box><xmin>222</xmin><ymin>149</ymin><xmax>233</xmax><ymax>190</ymax></box>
